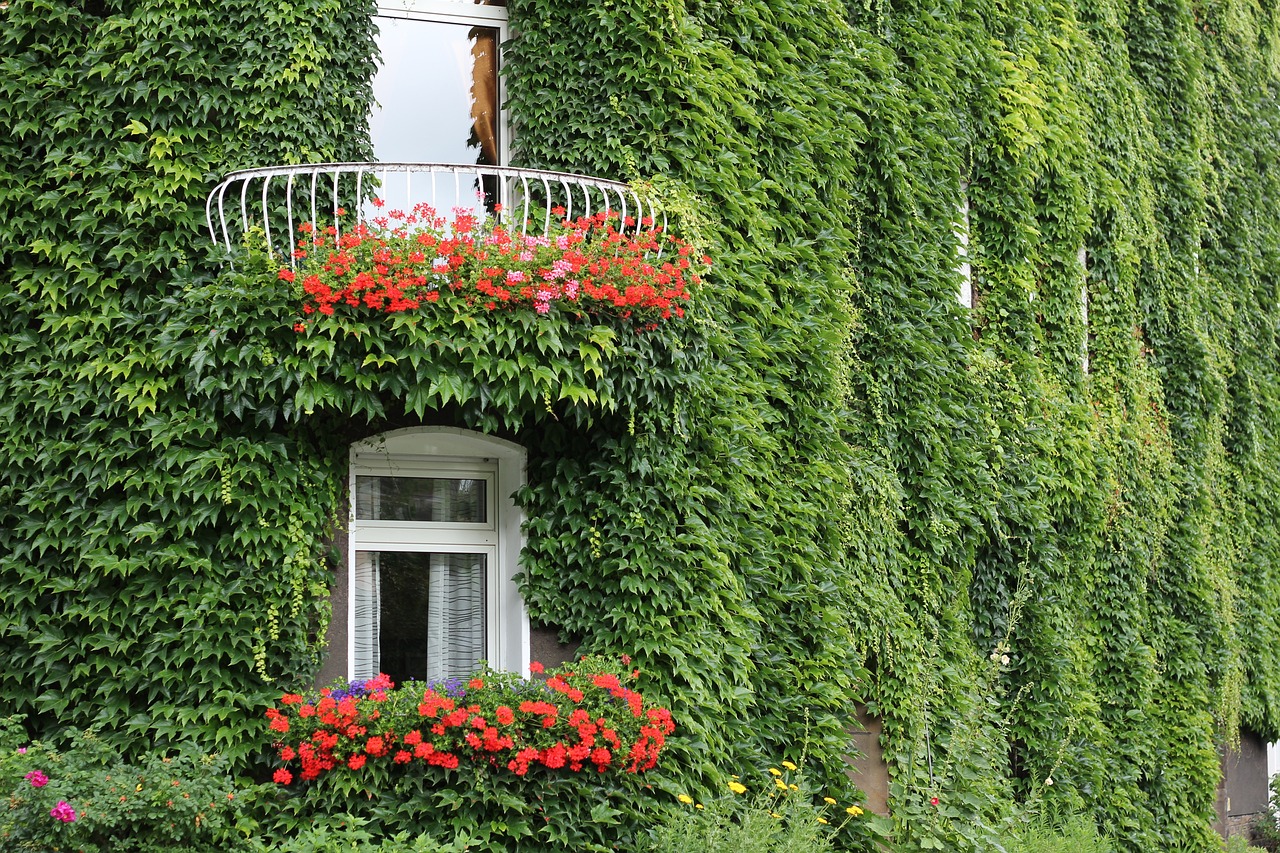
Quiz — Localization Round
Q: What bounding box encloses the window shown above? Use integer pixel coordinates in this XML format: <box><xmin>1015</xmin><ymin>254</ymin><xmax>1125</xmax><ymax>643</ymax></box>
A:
<box><xmin>1079</xmin><ymin>245</ymin><xmax>1089</xmax><ymax>375</ymax></box>
<box><xmin>348</xmin><ymin>428</ymin><xmax>528</xmax><ymax>682</ymax></box>
<box><xmin>370</xmin><ymin>1</ymin><xmax>508</xmax><ymax>212</ymax></box>
<box><xmin>956</xmin><ymin>189</ymin><xmax>973</xmax><ymax>309</ymax></box>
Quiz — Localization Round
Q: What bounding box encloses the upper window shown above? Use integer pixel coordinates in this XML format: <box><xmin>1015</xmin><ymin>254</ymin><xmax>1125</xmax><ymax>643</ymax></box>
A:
<box><xmin>348</xmin><ymin>428</ymin><xmax>528</xmax><ymax>684</ymax></box>
<box><xmin>1079</xmin><ymin>246</ymin><xmax>1089</xmax><ymax>375</ymax></box>
<box><xmin>371</xmin><ymin>2</ymin><xmax>507</xmax><ymax>166</ymax></box>
<box><xmin>956</xmin><ymin>184</ymin><xmax>972</xmax><ymax>309</ymax></box>
<box><xmin>369</xmin><ymin>2</ymin><xmax>508</xmax><ymax>213</ymax></box>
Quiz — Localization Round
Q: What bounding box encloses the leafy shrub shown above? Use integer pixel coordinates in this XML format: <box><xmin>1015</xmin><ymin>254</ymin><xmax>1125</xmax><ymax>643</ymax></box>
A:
<box><xmin>995</xmin><ymin>812</ymin><xmax>1116</xmax><ymax>853</ymax></box>
<box><xmin>1249</xmin><ymin>774</ymin><xmax>1280</xmax><ymax>851</ymax></box>
<box><xmin>1224</xmin><ymin>834</ymin><xmax>1268</xmax><ymax>853</ymax></box>
<box><xmin>242</xmin><ymin>815</ymin><xmax>469</xmax><ymax>852</ymax></box>
<box><xmin>0</xmin><ymin>715</ymin><xmax>252</xmax><ymax>852</ymax></box>
<box><xmin>643</xmin><ymin>761</ymin><xmax>882</xmax><ymax>853</ymax></box>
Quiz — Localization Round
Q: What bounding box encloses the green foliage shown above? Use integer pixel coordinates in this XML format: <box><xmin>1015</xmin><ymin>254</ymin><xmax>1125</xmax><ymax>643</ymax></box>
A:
<box><xmin>160</xmin><ymin>241</ymin><xmax>704</xmax><ymax>435</ymax></box>
<box><xmin>506</xmin><ymin>0</ymin><xmax>873</xmax><ymax>813</ymax></box>
<box><xmin>0</xmin><ymin>716</ymin><xmax>252</xmax><ymax>852</ymax></box>
<box><xmin>996</xmin><ymin>811</ymin><xmax>1117</xmax><ymax>853</ymax></box>
<box><xmin>643</xmin><ymin>765</ymin><xmax>884</xmax><ymax>853</ymax></box>
<box><xmin>244</xmin><ymin>819</ymin><xmax>468</xmax><ymax>852</ymax></box>
<box><xmin>1224</xmin><ymin>835</ymin><xmax>1269</xmax><ymax>853</ymax></box>
<box><xmin>3</xmin><ymin>0</ymin><xmax>1280</xmax><ymax>850</ymax></box>
<box><xmin>0</xmin><ymin>0</ymin><xmax>376</xmax><ymax>763</ymax></box>
<box><xmin>1248</xmin><ymin>775</ymin><xmax>1280</xmax><ymax>851</ymax></box>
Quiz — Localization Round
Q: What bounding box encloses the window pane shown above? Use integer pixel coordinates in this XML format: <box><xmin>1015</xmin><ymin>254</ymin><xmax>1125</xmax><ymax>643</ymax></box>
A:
<box><xmin>370</xmin><ymin>17</ymin><xmax>499</xmax><ymax>167</ymax></box>
<box><xmin>380</xmin><ymin>1</ymin><xmax>504</xmax><ymax>9</ymax></box>
<box><xmin>360</xmin><ymin>551</ymin><xmax>487</xmax><ymax>685</ymax></box>
<box><xmin>355</xmin><ymin>476</ymin><xmax>487</xmax><ymax>523</ymax></box>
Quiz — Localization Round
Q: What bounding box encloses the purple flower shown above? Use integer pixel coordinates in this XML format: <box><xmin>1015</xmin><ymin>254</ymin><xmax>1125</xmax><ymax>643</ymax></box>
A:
<box><xmin>25</xmin><ymin>770</ymin><xmax>48</xmax><ymax>788</ymax></box>
<box><xmin>50</xmin><ymin>801</ymin><xmax>76</xmax><ymax>823</ymax></box>
<box><xmin>329</xmin><ymin>678</ymin><xmax>375</xmax><ymax>702</ymax></box>
<box><xmin>328</xmin><ymin>674</ymin><xmax>470</xmax><ymax>704</ymax></box>
<box><xmin>327</xmin><ymin>680</ymin><xmax>364</xmax><ymax>702</ymax></box>
<box><xmin>427</xmin><ymin>676</ymin><xmax>468</xmax><ymax>698</ymax></box>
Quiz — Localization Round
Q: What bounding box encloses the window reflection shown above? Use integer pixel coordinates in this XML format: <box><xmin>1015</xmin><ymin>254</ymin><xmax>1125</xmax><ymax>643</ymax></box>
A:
<box><xmin>379</xmin><ymin>0</ymin><xmax>504</xmax><ymax>9</ymax></box>
<box><xmin>369</xmin><ymin>12</ymin><xmax>501</xmax><ymax>212</ymax></box>
<box><xmin>370</xmin><ymin>17</ymin><xmax>499</xmax><ymax>166</ymax></box>
<box><xmin>354</xmin><ymin>476</ymin><xmax>487</xmax><ymax>523</ymax></box>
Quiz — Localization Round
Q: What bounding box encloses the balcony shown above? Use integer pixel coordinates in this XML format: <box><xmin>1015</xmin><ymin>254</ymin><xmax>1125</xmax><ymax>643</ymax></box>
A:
<box><xmin>205</xmin><ymin>162</ymin><xmax>663</xmax><ymax>264</ymax></box>
<box><xmin>191</xmin><ymin>162</ymin><xmax>698</xmax><ymax>431</ymax></box>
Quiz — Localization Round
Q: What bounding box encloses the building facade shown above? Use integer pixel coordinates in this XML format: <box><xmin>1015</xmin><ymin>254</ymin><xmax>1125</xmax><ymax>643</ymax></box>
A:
<box><xmin>4</xmin><ymin>0</ymin><xmax>1280</xmax><ymax>849</ymax></box>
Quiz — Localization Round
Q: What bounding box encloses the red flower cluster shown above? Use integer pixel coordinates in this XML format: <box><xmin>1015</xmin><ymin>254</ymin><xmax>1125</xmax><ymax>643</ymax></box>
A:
<box><xmin>264</xmin><ymin>658</ymin><xmax>675</xmax><ymax>785</ymax></box>
<box><xmin>281</xmin><ymin>203</ymin><xmax>707</xmax><ymax>331</ymax></box>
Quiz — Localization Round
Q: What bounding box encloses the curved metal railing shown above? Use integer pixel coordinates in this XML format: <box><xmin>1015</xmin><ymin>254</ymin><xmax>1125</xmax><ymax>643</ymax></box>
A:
<box><xmin>205</xmin><ymin>163</ymin><xmax>664</xmax><ymax>265</ymax></box>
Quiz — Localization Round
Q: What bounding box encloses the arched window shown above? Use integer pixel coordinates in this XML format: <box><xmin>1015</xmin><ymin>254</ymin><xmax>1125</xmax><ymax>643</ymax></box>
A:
<box><xmin>347</xmin><ymin>427</ymin><xmax>528</xmax><ymax>682</ymax></box>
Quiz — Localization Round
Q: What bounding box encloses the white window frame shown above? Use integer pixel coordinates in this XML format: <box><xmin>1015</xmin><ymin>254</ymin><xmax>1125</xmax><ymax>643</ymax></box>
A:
<box><xmin>1079</xmin><ymin>245</ymin><xmax>1089</xmax><ymax>375</ymax></box>
<box><xmin>372</xmin><ymin>1</ymin><xmax>510</xmax><ymax>168</ymax></box>
<box><xmin>348</xmin><ymin>427</ymin><xmax>529</xmax><ymax>680</ymax></box>
<box><xmin>956</xmin><ymin>188</ymin><xmax>973</xmax><ymax>309</ymax></box>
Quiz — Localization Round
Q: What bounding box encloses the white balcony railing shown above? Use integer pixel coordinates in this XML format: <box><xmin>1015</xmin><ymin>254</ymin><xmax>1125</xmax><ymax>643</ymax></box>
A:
<box><xmin>205</xmin><ymin>162</ymin><xmax>663</xmax><ymax>265</ymax></box>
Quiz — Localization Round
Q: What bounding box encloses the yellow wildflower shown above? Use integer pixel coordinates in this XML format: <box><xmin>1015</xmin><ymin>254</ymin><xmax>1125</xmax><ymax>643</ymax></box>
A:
<box><xmin>771</xmin><ymin>812</ymin><xmax>782</xmax><ymax>819</ymax></box>
<box><xmin>782</xmin><ymin>760</ymin><xmax>798</xmax><ymax>771</ymax></box>
<box><xmin>677</xmin><ymin>794</ymin><xmax>694</xmax><ymax>805</ymax></box>
<box><xmin>817</xmin><ymin>817</ymin><xmax>829</xmax><ymax>825</ymax></box>
<box><xmin>695</xmin><ymin>803</ymin><xmax>704</xmax><ymax>810</ymax></box>
<box><xmin>789</xmin><ymin>784</ymin><xmax>799</xmax><ymax>791</ymax></box>
<box><xmin>823</xmin><ymin>797</ymin><xmax>837</xmax><ymax>805</ymax></box>
<box><xmin>768</xmin><ymin>767</ymin><xmax>782</xmax><ymax>777</ymax></box>
<box><xmin>846</xmin><ymin>805</ymin><xmax>864</xmax><ymax>816</ymax></box>
<box><xmin>775</xmin><ymin>779</ymin><xmax>788</xmax><ymax>790</ymax></box>
<box><xmin>728</xmin><ymin>781</ymin><xmax>748</xmax><ymax>794</ymax></box>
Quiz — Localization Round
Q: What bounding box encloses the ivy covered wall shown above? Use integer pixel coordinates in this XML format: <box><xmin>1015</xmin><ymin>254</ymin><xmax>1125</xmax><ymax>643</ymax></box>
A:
<box><xmin>3</xmin><ymin>0</ymin><xmax>1280</xmax><ymax>850</ymax></box>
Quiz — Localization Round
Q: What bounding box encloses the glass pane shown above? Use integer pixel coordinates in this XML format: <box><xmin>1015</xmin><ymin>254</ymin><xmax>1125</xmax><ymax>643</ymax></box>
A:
<box><xmin>370</xmin><ymin>17</ymin><xmax>499</xmax><ymax>167</ymax></box>
<box><xmin>372</xmin><ymin>551</ymin><xmax>487</xmax><ymax>685</ymax></box>
<box><xmin>370</xmin><ymin>17</ymin><xmax>499</xmax><ymax>166</ymax></box>
<box><xmin>380</xmin><ymin>1</ymin><xmax>504</xmax><ymax>9</ymax></box>
<box><xmin>355</xmin><ymin>475</ymin><xmax>487</xmax><ymax>523</ymax></box>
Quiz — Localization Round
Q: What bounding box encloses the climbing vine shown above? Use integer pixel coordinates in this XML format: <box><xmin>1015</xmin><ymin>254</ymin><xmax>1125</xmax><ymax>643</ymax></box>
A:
<box><xmin>2</xmin><ymin>0</ymin><xmax>1280</xmax><ymax>850</ymax></box>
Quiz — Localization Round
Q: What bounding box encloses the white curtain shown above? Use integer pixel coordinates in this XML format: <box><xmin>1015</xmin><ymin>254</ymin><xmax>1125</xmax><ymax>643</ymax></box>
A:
<box><xmin>426</xmin><ymin>553</ymin><xmax>486</xmax><ymax>681</ymax></box>
<box><xmin>353</xmin><ymin>469</ymin><xmax>485</xmax><ymax>681</ymax></box>
<box><xmin>352</xmin><ymin>551</ymin><xmax>380</xmax><ymax>680</ymax></box>
<box><xmin>352</xmin><ymin>550</ymin><xmax>485</xmax><ymax>682</ymax></box>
